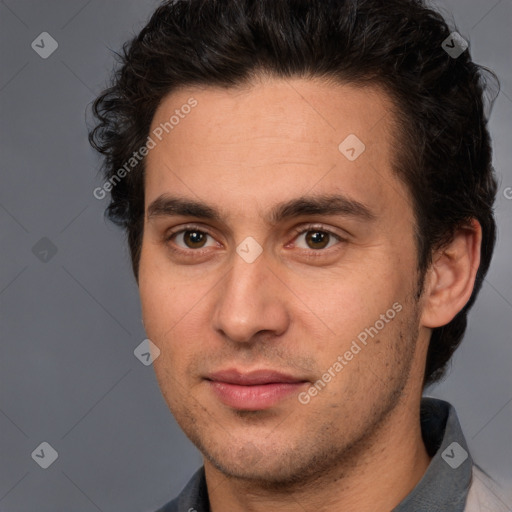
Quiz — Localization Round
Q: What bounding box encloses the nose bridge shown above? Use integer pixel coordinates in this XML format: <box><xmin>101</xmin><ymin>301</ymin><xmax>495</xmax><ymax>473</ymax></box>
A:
<box><xmin>212</xmin><ymin>245</ymin><xmax>288</xmax><ymax>343</ymax></box>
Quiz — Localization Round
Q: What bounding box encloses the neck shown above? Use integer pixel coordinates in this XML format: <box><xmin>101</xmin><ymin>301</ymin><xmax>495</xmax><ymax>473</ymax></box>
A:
<box><xmin>205</xmin><ymin>394</ymin><xmax>432</xmax><ymax>512</ymax></box>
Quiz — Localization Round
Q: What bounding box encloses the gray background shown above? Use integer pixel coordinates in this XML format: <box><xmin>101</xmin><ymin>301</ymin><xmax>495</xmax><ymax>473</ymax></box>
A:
<box><xmin>0</xmin><ymin>0</ymin><xmax>510</xmax><ymax>510</ymax></box>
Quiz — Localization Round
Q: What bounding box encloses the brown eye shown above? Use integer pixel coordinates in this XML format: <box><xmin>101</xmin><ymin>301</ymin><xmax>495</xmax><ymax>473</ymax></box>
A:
<box><xmin>182</xmin><ymin>230</ymin><xmax>208</xmax><ymax>249</ymax></box>
<box><xmin>165</xmin><ymin>227</ymin><xmax>217</xmax><ymax>253</ymax></box>
<box><xmin>293</xmin><ymin>227</ymin><xmax>343</xmax><ymax>252</ymax></box>
<box><xmin>304</xmin><ymin>231</ymin><xmax>331</xmax><ymax>249</ymax></box>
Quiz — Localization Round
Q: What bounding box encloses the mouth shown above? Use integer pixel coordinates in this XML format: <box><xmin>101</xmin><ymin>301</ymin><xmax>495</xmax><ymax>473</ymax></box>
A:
<box><xmin>204</xmin><ymin>368</ymin><xmax>309</xmax><ymax>411</ymax></box>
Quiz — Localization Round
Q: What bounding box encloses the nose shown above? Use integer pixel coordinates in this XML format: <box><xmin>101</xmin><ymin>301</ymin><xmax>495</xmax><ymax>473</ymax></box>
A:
<box><xmin>211</xmin><ymin>246</ymin><xmax>290</xmax><ymax>345</ymax></box>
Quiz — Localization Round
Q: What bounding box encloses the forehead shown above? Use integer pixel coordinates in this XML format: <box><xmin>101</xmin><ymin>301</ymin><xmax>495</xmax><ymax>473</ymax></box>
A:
<box><xmin>149</xmin><ymin>77</ymin><xmax>395</xmax><ymax>152</ymax></box>
<box><xmin>144</xmin><ymin>77</ymin><xmax>411</xmax><ymax>222</ymax></box>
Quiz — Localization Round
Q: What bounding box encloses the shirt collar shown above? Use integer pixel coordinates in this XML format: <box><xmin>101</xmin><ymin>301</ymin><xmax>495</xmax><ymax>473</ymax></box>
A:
<box><xmin>161</xmin><ymin>397</ymin><xmax>473</xmax><ymax>512</ymax></box>
<box><xmin>392</xmin><ymin>397</ymin><xmax>473</xmax><ymax>511</ymax></box>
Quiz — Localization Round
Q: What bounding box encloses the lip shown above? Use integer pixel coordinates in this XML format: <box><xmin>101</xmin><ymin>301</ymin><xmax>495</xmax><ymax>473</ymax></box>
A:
<box><xmin>206</xmin><ymin>368</ymin><xmax>307</xmax><ymax>385</ymax></box>
<box><xmin>205</xmin><ymin>368</ymin><xmax>309</xmax><ymax>410</ymax></box>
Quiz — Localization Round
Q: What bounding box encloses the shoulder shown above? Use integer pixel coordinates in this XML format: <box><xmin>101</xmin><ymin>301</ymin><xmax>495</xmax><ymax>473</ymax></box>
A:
<box><xmin>464</xmin><ymin>465</ymin><xmax>511</xmax><ymax>512</ymax></box>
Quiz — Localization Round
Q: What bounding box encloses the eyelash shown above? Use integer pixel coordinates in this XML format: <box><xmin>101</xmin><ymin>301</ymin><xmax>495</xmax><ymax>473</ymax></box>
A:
<box><xmin>164</xmin><ymin>223</ymin><xmax>346</xmax><ymax>258</ymax></box>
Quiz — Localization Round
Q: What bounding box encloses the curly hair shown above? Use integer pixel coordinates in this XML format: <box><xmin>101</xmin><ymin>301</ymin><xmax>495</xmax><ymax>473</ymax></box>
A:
<box><xmin>88</xmin><ymin>0</ymin><xmax>499</xmax><ymax>389</ymax></box>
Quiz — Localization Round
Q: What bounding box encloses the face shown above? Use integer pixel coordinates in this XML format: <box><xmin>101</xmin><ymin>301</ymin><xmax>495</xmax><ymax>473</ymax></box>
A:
<box><xmin>139</xmin><ymin>77</ymin><xmax>429</xmax><ymax>484</ymax></box>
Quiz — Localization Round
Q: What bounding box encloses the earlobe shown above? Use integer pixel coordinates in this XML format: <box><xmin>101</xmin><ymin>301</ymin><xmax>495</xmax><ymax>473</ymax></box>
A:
<box><xmin>420</xmin><ymin>219</ymin><xmax>482</xmax><ymax>328</ymax></box>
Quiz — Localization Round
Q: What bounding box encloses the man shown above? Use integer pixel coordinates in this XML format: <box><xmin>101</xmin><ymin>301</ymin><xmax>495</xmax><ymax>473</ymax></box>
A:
<box><xmin>88</xmin><ymin>0</ymin><xmax>509</xmax><ymax>510</ymax></box>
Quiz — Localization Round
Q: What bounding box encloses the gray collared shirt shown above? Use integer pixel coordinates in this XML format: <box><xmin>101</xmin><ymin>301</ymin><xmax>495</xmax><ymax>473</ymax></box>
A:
<box><xmin>155</xmin><ymin>397</ymin><xmax>480</xmax><ymax>511</ymax></box>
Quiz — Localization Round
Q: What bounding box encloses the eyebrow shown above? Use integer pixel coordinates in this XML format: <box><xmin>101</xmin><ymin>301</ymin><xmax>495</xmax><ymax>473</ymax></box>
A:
<box><xmin>146</xmin><ymin>193</ymin><xmax>377</xmax><ymax>224</ymax></box>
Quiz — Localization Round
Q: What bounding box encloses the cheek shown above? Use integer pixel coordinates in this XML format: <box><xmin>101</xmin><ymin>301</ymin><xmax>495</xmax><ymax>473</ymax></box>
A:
<box><xmin>301</xmin><ymin>261</ymin><xmax>411</xmax><ymax>361</ymax></box>
<box><xmin>138</xmin><ymin>272</ymin><xmax>190</xmax><ymax>400</ymax></box>
<box><xmin>310</xmin><ymin>265</ymin><xmax>394</xmax><ymax>321</ymax></box>
<box><xmin>138</xmin><ymin>246</ymin><xmax>207</xmax><ymax>368</ymax></box>
<box><xmin>138</xmin><ymin>273</ymin><xmax>170</xmax><ymax>338</ymax></box>
<box><xmin>138</xmin><ymin>244</ymin><xmax>179</xmax><ymax>348</ymax></box>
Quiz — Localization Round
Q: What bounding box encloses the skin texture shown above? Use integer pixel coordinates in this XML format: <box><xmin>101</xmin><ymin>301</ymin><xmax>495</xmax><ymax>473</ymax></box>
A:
<box><xmin>138</xmin><ymin>77</ymin><xmax>482</xmax><ymax>512</ymax></box>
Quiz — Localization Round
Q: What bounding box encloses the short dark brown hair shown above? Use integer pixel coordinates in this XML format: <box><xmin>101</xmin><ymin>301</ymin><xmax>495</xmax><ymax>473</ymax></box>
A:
<box><xmin>88</xmin><ymin>0</ymin><xmax>499</xmax><ymax>388</ymax></box>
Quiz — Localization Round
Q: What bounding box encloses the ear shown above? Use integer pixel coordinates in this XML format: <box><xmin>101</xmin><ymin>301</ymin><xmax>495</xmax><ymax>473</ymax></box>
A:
<box><xmin>420</xmin><ymin>218</ymin><xmax>482</xmax><ymax>328</ymax></box>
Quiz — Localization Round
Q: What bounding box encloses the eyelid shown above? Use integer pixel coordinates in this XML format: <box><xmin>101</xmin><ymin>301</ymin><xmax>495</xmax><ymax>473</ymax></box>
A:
<box><xmin>289</xmin><ymin>223</ymin><xmax>348</xmax><ymax>241</ymax></box>
<box><xmin>164</xmin><ymin>222</ymin><xmax>347</xmax><ymax>254</ymax></box>
<box><xmin>165</xmin><ymin>223</ymin><xmax>214</xmax><ymax>240</ymax></box>
<box><xmin>164</xmin><ymin>224</ymin><xmax>219</xmax><ymax>251</ymax></box>
<box><xmin>287</xmin><ymin>223</ymin><xmax>347</xmax><ymax>254</ymax></box>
